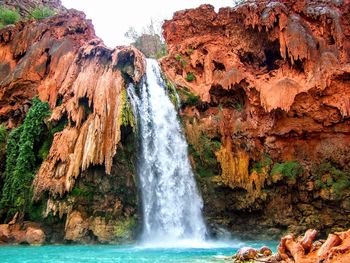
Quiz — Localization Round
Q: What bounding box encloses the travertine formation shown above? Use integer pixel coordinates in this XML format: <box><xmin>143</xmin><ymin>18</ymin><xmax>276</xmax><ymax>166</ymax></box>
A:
<box><xmin>0</xmin><ymin>8</ymin><xmax>144</xmax><ymax>243</ymax></box>
<box><xmin>161</xmin><ymin>1</ymin><xmax>350</xmax><ymax>238</ymax></box>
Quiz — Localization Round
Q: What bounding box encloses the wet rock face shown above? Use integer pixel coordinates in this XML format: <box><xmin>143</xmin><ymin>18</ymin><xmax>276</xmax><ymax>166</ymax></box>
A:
<box><xmin>161</xmin><ymin>1</ymin><xmax>350</xmax><ymax>238</ymax></box>
<box><xmin>0</xmin><ymin>10</ymin><xmax>145</xmax><ymax>243</ymax></box>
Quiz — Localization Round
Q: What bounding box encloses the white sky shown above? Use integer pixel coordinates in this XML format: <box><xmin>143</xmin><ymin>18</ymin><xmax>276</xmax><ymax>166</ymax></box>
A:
<box><xmin>61</xmin><ymin>0</ymin><xmax>233</xmax><ymax>47</ymax></box>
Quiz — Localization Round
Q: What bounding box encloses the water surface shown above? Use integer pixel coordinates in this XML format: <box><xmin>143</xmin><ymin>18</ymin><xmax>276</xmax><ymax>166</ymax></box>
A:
<box><xmin>0</xmin><ymin>240</ymin><xmax>278</xmax><ymax>263</ymax></box>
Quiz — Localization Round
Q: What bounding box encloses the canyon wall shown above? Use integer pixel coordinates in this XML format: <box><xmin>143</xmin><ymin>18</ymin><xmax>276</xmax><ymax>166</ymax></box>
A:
<box><xmin>0</xmin><ymin>6</ymin><xmax>145</xmax><ymax>244</ymax></box>
<box><xmin>161</xmin><ymin>0</ymin><xmax>350</xmax><ymax>239</ymax></box>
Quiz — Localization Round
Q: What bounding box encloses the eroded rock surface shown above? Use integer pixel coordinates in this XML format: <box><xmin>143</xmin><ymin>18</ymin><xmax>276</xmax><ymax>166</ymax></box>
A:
<box><xmin>0</xmin><ymin>8</ymin><xmax>145</xmax><ymax>243</ymax></box>
<box><xmin>233</xmin><ymin>229</ymin><xmax>350</xmax><ymax>263</ymax></box>
<box><xmin>0</xmin><ymin>222</ymin><xmax>45</xmax><ymax>245</ymax></box>
<box><xmin>161</xmin><ymin>1</ymin><xmax>350</xmax><ymax>238</ymax></box>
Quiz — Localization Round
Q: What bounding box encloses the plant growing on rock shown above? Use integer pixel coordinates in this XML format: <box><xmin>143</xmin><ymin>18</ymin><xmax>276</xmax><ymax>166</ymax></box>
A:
<box><xmin>120</xmin><ymin>90</ymin><xmax>135</xmax><ymax>130</ymax></box>
<box><xmin>271</xmin><ymin>161</ymin><xmax>303</xmax><ymax>183</ymax></box>
<box><xmin>114</xmin><ymin>216</ymin><xmax>138</xmax><ymax>242</ymax></box>
<box><xmin>186</xmin><ymin>72</ymin><xmax>196</xmax><ymax>82</ymax></box>
<box><xmin>0</xmin><ymin>98</ymin><xmax>50</xmax><ymax>221</ymax></box>
<box><xmin>189</xmin><ymin>133</ymin><xmax>221</xmax><ymax>177</ymax></box>
<box><xmin>0</xmin><ymin>7</ymin><xmax>20</xmax><ymax>28</ymax></box>
<box><xmin>28</xmin><ymin>7</ymin><xmax>56</xmax><ymax>20</ymax></box>
<box><xmin>0</xmin><ymin>124</ymin><xmax>7</xmax><ymax>148</ymax></box>
<box><xmin>313</xmin><ymin>162</ymin><xmax>350</xmax><ymax>198</ymax></box>
<box><xmin>164</xmin><ymin>77</ymin><xmax>179</xmax><ymax>109</ymax></box>
<box><xmin>250</xmin><ymin>154</ymin><xmax>272</xmax><ymax>174</ymax></box>
<box><xmin>175</xmin><ymin>54</ymin><xmax>187</xmax><ymax>67</ymax></box>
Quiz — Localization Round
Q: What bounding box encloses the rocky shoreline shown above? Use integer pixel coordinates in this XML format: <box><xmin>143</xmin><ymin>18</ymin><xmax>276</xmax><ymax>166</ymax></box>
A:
<box><xmin>232</xmin><ymin>229</ymin><xmax>350</xmax><ymax>263</ymax></box>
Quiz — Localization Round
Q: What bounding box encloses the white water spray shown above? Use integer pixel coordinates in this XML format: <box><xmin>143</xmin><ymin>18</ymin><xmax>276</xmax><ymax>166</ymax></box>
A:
<box><xmin>128</xmin><ymin>59</ymin><xmax>207</xmax><ymax>247</ymax></box>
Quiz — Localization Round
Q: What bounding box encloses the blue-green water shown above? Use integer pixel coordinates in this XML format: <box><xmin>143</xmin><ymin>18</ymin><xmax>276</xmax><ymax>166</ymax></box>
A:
<box><xmin>0</xmin><ymin>241</ymin><xmax>278</xmax><ymax>263</ymax></box>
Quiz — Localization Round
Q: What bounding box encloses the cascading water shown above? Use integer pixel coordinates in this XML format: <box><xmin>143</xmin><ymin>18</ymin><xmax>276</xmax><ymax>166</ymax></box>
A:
<box><xmin>128</xmin><ymin>59</ymin><xmax>207</xmax><ymax>246</ymax></box>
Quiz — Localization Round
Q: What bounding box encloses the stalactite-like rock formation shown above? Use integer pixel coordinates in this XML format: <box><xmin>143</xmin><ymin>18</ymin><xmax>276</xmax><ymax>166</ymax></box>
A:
<box><xmin>161</xmin><ymin>1</ymin><xmax>350</xmax><ymax>238</ymax></box>
<box><xmin>0</xmin><ymin>10</ymin><xmax>145</xmax><ymax>199</ymax></box>
<box><xmin>0</xmin><ymin>9</ymin><xmax>145</xmax><ymax>243</ymax></box>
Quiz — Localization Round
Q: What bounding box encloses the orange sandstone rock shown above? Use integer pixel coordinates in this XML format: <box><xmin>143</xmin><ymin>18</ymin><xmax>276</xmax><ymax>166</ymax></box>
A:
<box><xmin>0</xmin><ymin>10</ymin><xmax>145</xmax><ymax>202</ymax></box>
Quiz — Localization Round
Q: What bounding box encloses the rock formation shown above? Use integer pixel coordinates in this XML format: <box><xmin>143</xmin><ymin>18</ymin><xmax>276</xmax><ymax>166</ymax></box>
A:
<box><xmin>161</xmin><ymin>1</ymin><xmax>350</xmax><ymax>238</ymax></box>
<box><xmin>1</xmin><ymin>0</ymin><xmax>66</xmax><ymax>17</ymax></box>
<box><xmin>232</xmin><ymin>228</ymin><xmax>350</xmax><ymax>263</ymax></box>
<box><xmin>0</xmin><ymin>5</ymin><xmax>145</xmax><ymax>243</ymax></box>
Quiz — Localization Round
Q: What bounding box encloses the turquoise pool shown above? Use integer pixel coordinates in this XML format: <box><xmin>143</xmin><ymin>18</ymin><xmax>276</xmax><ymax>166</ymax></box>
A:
<box><xmin>0</xmin><ymin>240</ymin><xmax>278</xmax><ymax>262</ymax></box>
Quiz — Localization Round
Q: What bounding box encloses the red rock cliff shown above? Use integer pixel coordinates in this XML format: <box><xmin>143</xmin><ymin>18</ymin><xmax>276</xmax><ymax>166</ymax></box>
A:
<box><xmin>161</xmin><ymin>1</ymin><xmax>350</xmax><ymax>239</ymax></box>
<box><xmin>0</xmin><ymin>9</ymin><xmax>145</xmax><ymax>243</ymax></box>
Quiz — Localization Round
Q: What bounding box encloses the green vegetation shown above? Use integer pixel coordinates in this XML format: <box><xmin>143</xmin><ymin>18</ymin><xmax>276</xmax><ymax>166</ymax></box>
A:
<box><xmin>114</xmin><ymin>216</ymin><xmax>137</xmax><ymax>241</ymax></box>
<box><xmin>175</xmin><ymin>54</ymin><xmax>187</xmax><ymax>67</ymax></box>
<box><xmin>271</xmin><ymin>161</ymin><xmax>303</xmax><ymax>181</ymax></box>
<box><xmin>156</xmin><ymin>43</ymin><xmax>168</xmax><ymax>59</ymax></box>
<box><xmin>28</xmin><ymin>7</ymin><xmax>56</xmax><ymax>20</ymax></box>
<box><xmin>235</xmin><ymin>102</ymin><xmax>244</xmax><ymax>111</ymax></box>
<box><xmin>250</xmin><ymin>154</ymin><xmax>272</xmax><ymax>174</ymax></box>
<box><xmin>120</xmin><ymin>90</ymin><xmax>135</xmax><ymax>130</ymax></box>
<box><xmin>69</xmin><ymin>185</ymin><xmax>94</xmax><ymax>200</ymax></box>
<box><xmin>0</xmin><ymin>124</ymin><xmax>8</xmax><ymax>147</ymax></box>
<box><xmin>163</xmin><ymin>77</ymin><xmax>179</xmax><ymax>109</ymax></box>
<box><xmin>190</xmin><ymin>133</ymin><xmax>221</xmax><ymax>177</ymax></box>
<box><xmin>313</xmin><ymin>162</ymin><xmax>350</xmax><ymax>197</ymax></box>
<box><xmin>186</xmin><ymin>47</ymin><xmax>194</xmax><ymax>55</ymax></box>
<box><xmin>0</xmin><ymin>7</ymin><xmax>20</xmax><ymax>29</ymax></box>
<box><xmin>38</xmin><ymin>116</ymin><xmax>67</xmax><ymax>161</ymax></box>
<box><xmin>186</xmin><ymin>72</ymin><xmax>196</xmax><ymax>82</ymax></box>
<box><xmin>0</xmin><ymin>98</ymin><xmax>50</xmax><ymax>220</ymax></box>
<box><xmin>177</xmin><ymin>87</ymin><xmax>201</xmax><ymax>107</ymax></box>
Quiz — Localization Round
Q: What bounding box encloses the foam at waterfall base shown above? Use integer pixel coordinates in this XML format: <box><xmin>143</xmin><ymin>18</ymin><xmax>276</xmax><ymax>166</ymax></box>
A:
<box><xmin>137</xmin><ymin>238</ymin><xmax>246</xmax><ymax>249</ymax></box>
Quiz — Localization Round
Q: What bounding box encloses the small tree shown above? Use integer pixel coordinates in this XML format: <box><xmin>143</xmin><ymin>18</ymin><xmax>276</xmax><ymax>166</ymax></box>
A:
<box><xmin>124</xmin><ymin>27</ymin><xmax>139</xmax><ymax>42</ymax></box>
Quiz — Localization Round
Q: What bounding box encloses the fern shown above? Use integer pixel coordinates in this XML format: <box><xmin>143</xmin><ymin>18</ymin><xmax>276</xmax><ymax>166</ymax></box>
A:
<box><xmin>0</xmin><ymin>98</ymin><xmax>50</xmax><ymax>220</ymax></box>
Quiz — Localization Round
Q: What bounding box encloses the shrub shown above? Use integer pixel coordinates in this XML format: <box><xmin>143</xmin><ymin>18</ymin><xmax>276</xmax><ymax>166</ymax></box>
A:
<box><xmin>177</xmin><ymin>87</ymin><xmax>201</xmax><ymax>107</ymax></box>
<box><xmin>0</xmin><ymin>7</ymin><xmax>20</xmax><ymax>28</ymax></box>
<box><xmin>28</xmin><ymin>7</ymin><xmax>56</xmax><ymax>20</ymax></box>
<box><xmin>186</xmin><ymin>72</ymin><xmax>196</xmax><ymax>82</ymax></box>
<box><xmin>251</xmin><ymin>154</ymin><xmax>272</xmax><ymax>174</ymax></box>
<box><xmin>190</xmin><ymin>134</ymin><xmax>221</xmax><ymax>177</ymax></box>
<box><xmin>0</xmin><ymin>98</ymin><xmax>50</xmax><ymax>220</ymax></box>
<box><xmin>271</xmin><ymin>161</ymin><xmax>303</xmax><ymax>181</ymax></box>
<box><xmin>313</xmin><ymin>162</ymin><xmax>350</xmax><ymax>197</ymax></box>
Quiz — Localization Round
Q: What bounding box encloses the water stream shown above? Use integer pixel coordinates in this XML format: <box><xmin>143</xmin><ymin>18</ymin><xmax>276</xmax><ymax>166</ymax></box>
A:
<box><xmin>128</xmin><ymin>59</ymin><xmax>207</xmax><ymax>246</ymax></box>
<box><xmin>0</xmin><ymin>59</ymin><xmax>278</xmax><ymax>263</ymax></box>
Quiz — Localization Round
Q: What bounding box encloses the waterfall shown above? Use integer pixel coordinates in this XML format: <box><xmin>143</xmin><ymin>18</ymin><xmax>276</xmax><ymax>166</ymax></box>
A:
<box><xmin>127</xmin><ymin>59</ymin><xmax>207</xmax><ymax>246</ymax></box>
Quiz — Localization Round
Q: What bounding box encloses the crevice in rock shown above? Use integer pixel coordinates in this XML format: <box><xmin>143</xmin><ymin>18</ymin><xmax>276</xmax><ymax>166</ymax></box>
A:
<box><xmin>209</xmin><ymin>82</ymin><xmax>248</xmax><ymax>110</ymax></box>
<box><xmin>264</xmin><ymin>40</ymin><xmax>283</xmax><ymax>70</ymax></box>
<box><xmin>213</xmin><ymin>60</ymin><xmax>225</xmax><ymax>71</ymax></box>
